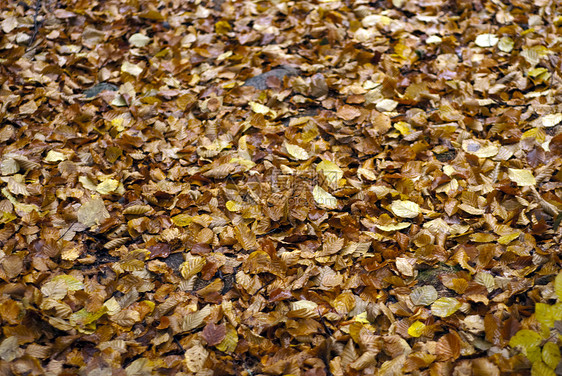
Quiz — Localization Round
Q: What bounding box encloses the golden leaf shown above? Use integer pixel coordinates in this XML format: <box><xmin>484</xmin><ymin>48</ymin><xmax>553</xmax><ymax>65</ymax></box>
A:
<box><xmin>234</xmin><ymin>222</ymin><xmax>257</xmax><ymax>250</ymax></box>
<box><xmin>216</xmin><ymin>323</ymin><xmax>238</xmax><ymax>352</ymax></box>
<box><xmin>180</xmin><ymin>255</ymin><xmax>205</xmax><ymax>280</ymax></box>
<box><xmin>408</xmin><ymin>321</ymin><xmax>426</xmax><ymax>337</ymax></box>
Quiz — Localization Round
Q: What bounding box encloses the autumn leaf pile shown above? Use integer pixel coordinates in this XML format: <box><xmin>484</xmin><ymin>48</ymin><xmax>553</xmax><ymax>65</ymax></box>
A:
<box><xmin>1</xmin><ymin>0</ymin><xmax>562</xmax><ymax>375</ymax></box>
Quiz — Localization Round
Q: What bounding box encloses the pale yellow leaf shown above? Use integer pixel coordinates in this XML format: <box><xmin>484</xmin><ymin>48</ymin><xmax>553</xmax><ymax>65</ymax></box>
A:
<box><xmin>77</xmin><ymin>195</ymin><xmax>110</xmax><ymax>227</ymax></box>
<box><xmin>426</xmin><ymin>35</ymin><xmax>442</xmax><ymax>44</ymax></box>
<box><xmin>462</xmin><ymin>140</ymin><xmax>498</xmax><ymax>158</ymax></box>
<box><xmin>284</xmin><ymin>142</ymin><xmax>309</xmax><ymax>160</ymax></box>
<box><xmin>249</xmin><ymin>101</ymin><xmax>275</xmax><ymax>116</ymax></box>
<box><xmin>316</xmin><ymin>160</ymin><xmax>343</xmax><ymax>182</ymax></box>
<box><xmin>121</xmin><ymin>62</ymin><xmax>143</xmax><ymax>77</ymax></box>
<box><xmin>96</xmin><ymin>179</ymin><xmax>120</xmax><ymax>194</ymax></box>
<box><xmin>181</xmin><ymin>305</ymin><xmax>212</xmax><ymax>332</ymax></box>
<box><xmin>498</xmin><ymin>37</ymin><xmax>514</xmax><ymax>52</ymax></box>
<box><xmin>129</xmin><ymin>33</ymin><xmax>151</xmax><ymax>47</ymax></box>
<box><xmin>79</xmin><ymin>176</ymin><xmax>98</xmax><ymax>191</ymax></box>
<box><xmin>375</xmin><ymin>222</ymin><xmax>411</xmax><ymax>231</ymax></box>
<box><xmin>313</xmin><ymin>185</ymin><xmax>337</xmax><ymax>209</ymax></box>
<box><xmin>475</xmin><ymin>34</ymin><xmax>499</xmax><ymax>47</ymax></box>
<box><xmin>376</xmin><ymin>99</ymin><xmax>398</xmax><ymax>112</ymax></box>
<box><xmin>541</xmin><ymin>113</ymin><xmax>562</xmax><ymax>128</ymax></box>
<box><xmin>19</xmin><ymin>101</ymin><xmax>38</xmax><ymax>115</ymax></box>
<box><xmin>44</xmin><ymin>150</ymin><xmax>67</xmax><ymax>163</ymax></box>
<box><xmin>507</xmin><ymin>168</ymin><xmax>536</xmax><ymax>186</ymax></box>
<box><xmin>395</xmin><ymin>257</ymin><xmax>414</xmax><ymax>276</ymax></box>
<box><xmin>389</xmin><ymin>200</ymin><xmax>421</xmax><ymax>218</ymax></box>
<box><xmin>431</xmin><ymin>297</ymin><xmax>461</xmax><ymax>317</ymax></box>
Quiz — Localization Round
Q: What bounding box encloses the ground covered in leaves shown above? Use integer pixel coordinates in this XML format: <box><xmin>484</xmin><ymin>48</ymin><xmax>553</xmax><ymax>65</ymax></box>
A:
<box><xmin>1</xmin><ymin>0</ymin><xmax>562</xmax><ymax>375</ymax></box>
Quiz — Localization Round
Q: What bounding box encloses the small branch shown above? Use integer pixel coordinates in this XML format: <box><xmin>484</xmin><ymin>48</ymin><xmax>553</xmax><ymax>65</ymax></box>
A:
<box><xmin>28</xmin><ymin>0</ymin><xmax>42</xmax><ymax>49</ymax></box>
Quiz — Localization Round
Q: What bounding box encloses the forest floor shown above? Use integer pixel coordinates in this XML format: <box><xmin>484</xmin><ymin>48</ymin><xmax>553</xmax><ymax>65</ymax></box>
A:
<box><xmin>1</xmin><ymin>0</ymin><xmax>562</xmax><ymax>375</ymax></box>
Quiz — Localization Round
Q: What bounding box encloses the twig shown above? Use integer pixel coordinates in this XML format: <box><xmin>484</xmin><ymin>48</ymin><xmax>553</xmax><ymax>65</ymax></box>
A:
<box><xmin>28</xmin><ymin>0</ymin><xmax>42</xmax><ymax>49</ymax></box>
<box><xmin>57</xmin><ymin>221</ymin><xmax>76</xmax><ymax>242</ymax></box>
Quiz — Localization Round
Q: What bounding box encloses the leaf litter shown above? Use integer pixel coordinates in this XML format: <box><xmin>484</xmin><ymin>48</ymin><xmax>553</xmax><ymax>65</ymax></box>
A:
<box><xmin>0</xmin><ymin>0</ymin><xmax>562</xmax><ymax>375</ymax></box>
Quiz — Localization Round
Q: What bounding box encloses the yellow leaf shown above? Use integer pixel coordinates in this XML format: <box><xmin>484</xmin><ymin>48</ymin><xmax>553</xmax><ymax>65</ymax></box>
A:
<box><xmin>528</xmin><ymin>67</ymin><xmax>549</xmax><ymax>78</ymax></box>
<box><xmin>181</xmin><ymin>305</ymin><xmax>211</xmax><ymax>332</ymax></box>
<box><xmin>475</xmin><ymin>33</ymin><xmax>499</xmax><ymax>47</ymax></box>
<box><xmin>128</xmin><ymin>33</ymin><xmax>150</xmax><ymax>47</ymax></box>
<box><xmin>284</xmin><ymin>142</ymin><xmax>309</xmax><ymax>160</ymax></box>
<box><xmin>77</xmin><ymin>195</ymin><xmax>110</xmax><ymax>227</ymax></box>
<box><xmin>551</xmin><ymin>303</ymin><xmax>562</xmax><ymax>321</ymax></box>
<box><xmin>216</xmin><ymin>323</ymin><xmax>238</xmax><ymax>352</ymax></box>
<box><xmin>312</xmin><ymin>185</ymin><xmax>337</xmax><ymax>209</ymax></box>
<box><xmin>542</xmin><ymin>342</ymin><xmax>561</xmax><ymax>369</ymax></box>
<box><xmin>542</xmin><ymin>114</ymin><xmax>562</xmax><ymax>128</ymax></box>
<box><xmin>509</xmin><ymin>329</ymin><xmax>543</xmax><ymax>356</ymax></box>
<box><xmin>249</xmin><ymin>101</ymin><xmax>275</xmax><ymax>116</ymax></box>
<box><xmin>407</xmin><ymin>321</ymin><xmax>426</xmax><ymax>337</ymax></box>
<box><xmin>375</xmin><ymin>222</ymin><xmax>411</xmax><ymax>231</ymax></box>
<box><xmin>180</xmin><ymin>255</ymin><xmax>205</xmax><ymax>280</ymax></box>
<box><xmin>103</xmin><ymin>297</ymin><xmax>121</xmax><ymax>315</ymax></box>
<box><xmin>226</xmin><ymin>200</ymin><xmax>243</xmax><ymax>212</ymax></box>
<box><xmin>215</xmin><ymin>20</ymin><xmax>232</xmax><ymax>35</ymax></box>
<box><xmin>498</xmin><ymin>37</ymin><xmax>514</xmax><ymax>52</ymax></box>
<box><xmin>44</xmin><ymin>150</ymin><xmax>67</xmax><ymax>163</ymax></box>
<box><xmin>353</xmin><ymin>312</ymin><xmax>370</xmax><ymax>324</ymax></box>
<box><xmin>394</xmin><ymin>121</ymin><xmax>412</xmax><ymax>136</ymax></box>
<box><xmin>389</xmin><ymin>200</ymin><xmax>421</xmax><ymax>218</ymax></box>
<box><xmin>426</xmin><ymin>35</ymin><xmax>442</xmax><ymax>44</ymax></box>
<box><xmin>376</xmin><ymin>99</ymin><xmax>398</xmax><ymax>112</ymax></box>
<box><xmin>431</xmin><ymin>297</ymin><xmax>461</xmax><ymax>317</ymax></box>
<box><xmin>508</xmin><ymin>168</ymin><xmax>536</xmax><ymax>186</ymax></box>
<box><xmin>474</xmin><ymin>272</ymin><xmax>495</xmax><ymax>292</ymax></box>
<box><xmin>532</xmin><ymin>360</ymin><xmax>556</xmax><ymax>376</ymax></box>
<box><xmin>498</xmin><ymin>232</ymin><xmax>521</xmax><ymax>245</ymax></box>
<box><xmin>171</xmin><ymin>214</ymin><xmax>192</xmax><ymax>227</ymax></box>
<box><xmin>462</xmin><ymin>140</ymin><xmax>498</xmax><ymax>158</ymax></box>
<box><xmin>121</xmin><ymin>62</ymin><xmax>143</xmax><ymax>77</ymax></box>
<box><xmin>111</xmin><ymin>117</ymin><xmax>125</xmax><ymax>132</ymax></box>
<box><xmin>316</xmin><ymin>160</ymin><xmax>344</xmax><ymax>183</ymax></box>
<box><xmin>52</xmin><ymin>275</ymin><xmax>84</xmax><ymax>291</ymax></box>
<box><xmin>554</xmin><ymin>271</ymin><xmax>562</xmax><ymax>301</ymax></box>
<box><xmin>96</xmin><ymin>179</ymin><xmax>120</xmax><ymax>194</ymax></box>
